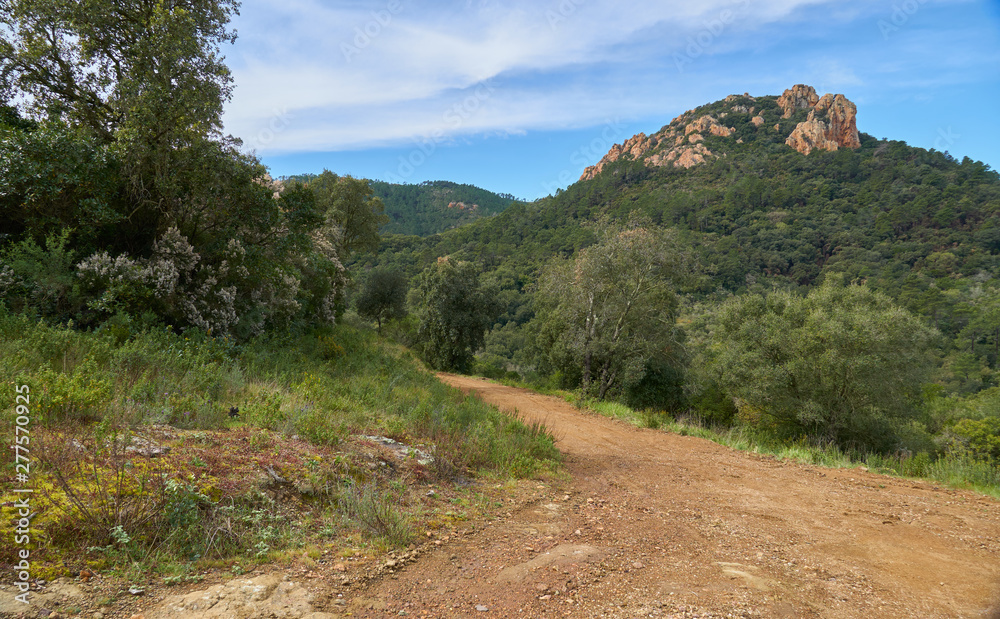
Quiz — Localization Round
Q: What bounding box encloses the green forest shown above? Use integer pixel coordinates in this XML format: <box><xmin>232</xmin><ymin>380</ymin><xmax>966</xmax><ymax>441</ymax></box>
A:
<box><xmin>350</xmin><ymin>93</ymin><xmax>1000</xmax><ymax>481</ymax></box>
<box><xmin>282</xmin><ymin>175</ymin><xmax>519</xmax><ymax>237</ymax></box>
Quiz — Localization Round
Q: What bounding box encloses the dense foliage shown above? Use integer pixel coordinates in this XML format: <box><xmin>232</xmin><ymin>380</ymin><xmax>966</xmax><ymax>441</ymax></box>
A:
<box><xmin>534</xmin><ymin>219</ymin><xmax>689</xmax><ymax>398</ymax></box>
<box><xmin>370</xmin><ymin>180</ymin><xmax>520</xmax><ymax>236</ymax></box>
<box><xmin>409</xmin><ymin>259</ymin><xmax>502</xmax><ymax>372</ymax></box>
<box><xmin>354</xmin><ymin>93</ymin><xmax>1000</xmax><ymax>460</ymax></box>
<box><xmin>0</xmin><ymin>0</ymin><xmax>358</xmax><ymax>338</ymax></box>
<box><xmin>706</xmin><ymin>279</ymin><xmax>936</xmax><ymax>451</ymax></box>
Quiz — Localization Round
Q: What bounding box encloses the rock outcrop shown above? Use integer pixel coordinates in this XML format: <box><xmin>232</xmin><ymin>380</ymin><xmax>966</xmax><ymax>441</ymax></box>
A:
<box><xmin>778</xmin><ymin>84</ymin><xmax>820</xmax><ymax>118</ymax></box>
<box><xmin>783</xmin><ymin>90</ymin><xmax>860</xmax><ymax>155</ymax></box>
<box><xmin>579</xmin><ymin>114</ymin><xmax>736</xmax><ymax>181</ymax></box>
<box><xmin>579</xmin><ymin>85</ymin><xmax>861</xmax><ymax>181</ymax></box>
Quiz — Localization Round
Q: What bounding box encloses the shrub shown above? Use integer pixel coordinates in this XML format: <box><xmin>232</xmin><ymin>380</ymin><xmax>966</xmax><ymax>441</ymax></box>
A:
<box><xmin>335</xmin><ymin>481</ymin><xmax>413</xmax><ymax>547</ymax></box>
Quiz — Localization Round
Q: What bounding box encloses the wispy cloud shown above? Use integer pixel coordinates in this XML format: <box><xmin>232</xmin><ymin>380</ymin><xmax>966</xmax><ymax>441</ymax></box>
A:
<box><xmin>222</xmin><ymin>0</ymin><xmax>999</xmax><ymax>158</ymax></box>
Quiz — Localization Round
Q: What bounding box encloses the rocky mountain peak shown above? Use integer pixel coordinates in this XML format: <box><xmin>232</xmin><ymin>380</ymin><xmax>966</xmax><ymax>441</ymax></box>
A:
<box><xmin>777</xmin><ymin>84</ymin><xmax>820</xmax><ymax>119</ymax></box>
<box><xmin>578</xmin><ymin>85</ymin><xmax>861</xmax><ymax>182</ymax></box>
<box><xmin>784</xmin><ymin>90</ymin><xmax>861</xmax><ymax>155</ymax></box>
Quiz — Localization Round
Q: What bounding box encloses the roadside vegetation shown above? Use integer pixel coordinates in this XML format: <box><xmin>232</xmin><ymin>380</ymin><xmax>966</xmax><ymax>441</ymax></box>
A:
<box><xmin>583</xmin><ymin>398</ymin><xmax>1000</xmax><ymax>500</ymax></box>
<box><xmin>0</xmin><ymin>0</ymin><xmax>557</xmax><ymax>587</ymax></box>
<box><xmin>0</xmin><ymin>308</ymin><xmax>558</xmax><ymax>581</ymax></box>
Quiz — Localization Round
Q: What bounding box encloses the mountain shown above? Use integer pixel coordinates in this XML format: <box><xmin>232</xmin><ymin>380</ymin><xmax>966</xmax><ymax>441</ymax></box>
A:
<box><xmin>371</xmin><ymin>180</ymin><xmax>521</xmax><ymax>237</ymax></box>
<box><xmin>580</xmin><ymin>84</ymin><xmax>860</xmax><ymax>181</ymax></box>
<box><xmin>280</xmin><ymin>176</ymin><xmax>520</xmax><ymax>237</ymax></box>
<box><xmin>357</xmin><ymin>84</ymin><xmax>1000</xmax><ymax>385</ymax></box>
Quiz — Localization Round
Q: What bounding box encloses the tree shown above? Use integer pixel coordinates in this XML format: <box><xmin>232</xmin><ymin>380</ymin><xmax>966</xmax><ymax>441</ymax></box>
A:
<box><xmin>306</xmin><ymin>171</ymin><xmax>389</xmax><ymax>258</ymax></box>
<box><xmin>0</xmin><ymin>0</ymin><xmax>352</xmax><ymax>338</ymax></box>
<box><xmin>356</xmin><ymin>268</ymin><xmax>407</xmax><ymax>334</ymax></box>
<box><xmin>708</xmin><ymin>279</ymin><xmax>937</xmax><ymax>451</ymax></box>
<box><xmin>0</xmin><ymin>0</ymin><xmax>239</xmax><ymax>216</ymax></box>
<box><xmin>410</xmin><ymin>258</ymin><xmax>501</xmax><ymax>372</ymax></box>
<box><xmin>1</xmin><ymin>0</ymin><xmax>236</xmax><ymax>143</ymax></box>
<box><xmin>535</xmin><ymin>219</ymin><xmax>688</xmax><ymax>399</ymax></box>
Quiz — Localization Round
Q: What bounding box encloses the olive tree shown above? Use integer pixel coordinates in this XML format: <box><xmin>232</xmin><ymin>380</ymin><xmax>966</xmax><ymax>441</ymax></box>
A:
<box><xmin>535</xmin><ymin>219</ymin><xmax>689</xmax><ymax>399</ymax></box>
<box><xmin>708</xmin><ymin>279</ymin><xmax>937</xmax><ymax>451</ymax></box>
<box><xmin>410</xmin><ymin>259</ymin><xmax>501</xmax><ymax>372</ymax></box>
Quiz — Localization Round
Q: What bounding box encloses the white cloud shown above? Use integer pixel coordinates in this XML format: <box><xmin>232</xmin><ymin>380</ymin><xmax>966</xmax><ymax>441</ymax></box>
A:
<box><xmin>222</xmin><ymin>0</ymin><xmax>938</xmax><ymax>154</ymax></box>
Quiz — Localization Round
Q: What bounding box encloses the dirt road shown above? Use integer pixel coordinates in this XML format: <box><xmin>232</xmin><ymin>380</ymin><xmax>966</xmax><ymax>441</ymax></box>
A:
<box><xmin>125</xmin><ymin>375</ymin><xmax>1000</xmax><ymax>619</ymax></box>
<box><xmin>349</xmin><ymin>374</ymin><xmax>1000</xmax><ymax>618</ymax></box>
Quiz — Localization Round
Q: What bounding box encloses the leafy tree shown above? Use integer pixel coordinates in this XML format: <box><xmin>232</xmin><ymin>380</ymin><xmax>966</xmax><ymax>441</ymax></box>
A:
<box><xmin>0</xmin><ymin>0</ymin><xmax>235</xmax><ymax>143</ymax></box>
<box><xmin>957</xmin><ymin>287</ymin><xmax>1000</xmax><ymax>369</ymax></box>
<box><xmin>356</xmin><ymin>268</ymin><xmax>408</xmax><ymax>334</ymax></box>
<box><xmin>0</xmin><ymin>0</ymin><xmax>239</xmax><ymax>219</ymax></box>
<box><xmin>410</xmin><ymin>259</ymin><xmax>501</xmax><ymax>372</ymax></box>
<box><xmin>707</xmin><ymin>279</ymin><xmax>937</xmax><ymax>451</ymax></box>
<box><xmin>948</xmin><ymin>416</ymin><xmax>1000</xmax><ymax>463</ymax></box>
<box><xmin>306</xmin><ymin>171</ymin><xmax>389</xmax><ymax>258</ymax></box>
<box><xmin>0</xmin><ymin>0</ymin><xmax>351</xmax><ymax>337</ymax></box>
<box><xmin>535</xmin><ymin>219</ymin><xmax>688</xmax><ymax>399</ymax></box>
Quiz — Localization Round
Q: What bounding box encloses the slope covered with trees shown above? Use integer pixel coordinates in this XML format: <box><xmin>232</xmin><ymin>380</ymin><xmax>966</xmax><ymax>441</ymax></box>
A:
<box><xmin>284</xmin><ymin>176</ymin><xmax>521</xmax><ymax>237</ymax></box>
<box><xmin>352</xmin><ymin>89</ymin><xmax>1000</xmax><ymax>470</ymax></box>
<box><xmin>371</xmin><ymin>180</ymin><xmax>520</xmax><ymax>236</ymax></box>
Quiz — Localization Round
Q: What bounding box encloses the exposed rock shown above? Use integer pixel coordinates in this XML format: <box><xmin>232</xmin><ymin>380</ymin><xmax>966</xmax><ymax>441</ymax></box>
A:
<box><xmin>497</xmin><ymin>545</ymin><xmax>604</xmax><ymax>583</ymax></box>
<box><xmin>0</xmin><ymin>582</ymin><xmax>87</xmax><ymax>616</ymax></box>
<box><xmin>685</xmin><ymin>115</ymin><xmax>733</xmax><ymax>138</ymax></box>
<box><xmin>578</xmin><ymin>133</ymin><xmax>654</xmax><ymax>180</ymax></box>
<box><xmin>359</xmin><ymin>435</ymin><xmax>434</xmax><ymax>465</ymax></box>
<box><xmin>778</xmin><ymin>84</ymin><xmax>820</xmax><ymax>118</ymax></box>
<box><xmin>672</xmin><ymin>145</ymin><xmax>712</xmax><ymax>169</ymax></box>
<box><xmin>580</xmin><ymin>114</ymin><xmax>729</xmax><ymax>180</ymax></box>
<box><xmin>144</xmin><ymin>574</ymin><xmax>338</xmax><ymax>618</ymax></box>
<box><xmin>785</xmin><ymin>92</ymin><xmax>860</xmax><ymax>155</ymax></box>
<box><xmin>580</xmin><ymin>85</ymin><xmax>859</xmax><ymax>179</ymax></box>
<box><xmin>121</xmin><ymin>436</ymin><xmax>170</xmax><ymax>458</ymax></box>
<box><xmin>814</xmin><ymin>93</ymin><xmax>861</xmax><ymax>149</ymax></box>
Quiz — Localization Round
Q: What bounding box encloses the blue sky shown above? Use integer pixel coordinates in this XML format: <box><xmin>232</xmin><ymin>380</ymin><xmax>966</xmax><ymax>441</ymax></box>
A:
<box><xmin>222</xmin><ymin>0</ymin><xmax>1000</xmax><ymax>201</ymax></box>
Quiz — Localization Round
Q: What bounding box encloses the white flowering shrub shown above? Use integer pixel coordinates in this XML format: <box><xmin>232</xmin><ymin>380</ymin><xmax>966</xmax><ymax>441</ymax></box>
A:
<box><xmin>74</xmin><ymin>223</ymin><xmax>347</xmax><ymax>337</ymax></box>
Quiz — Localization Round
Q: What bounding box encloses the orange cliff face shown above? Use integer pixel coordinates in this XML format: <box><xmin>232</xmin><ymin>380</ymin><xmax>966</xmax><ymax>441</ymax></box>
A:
<box><xmin>578</xmin><ymin>85</ymin><xmax>861</xmax><ymax>182</ymax></box>
<box><xmin>782</xmin><ymin>86</ymin><xmax>861</xmax><ymax>156</ymax></box>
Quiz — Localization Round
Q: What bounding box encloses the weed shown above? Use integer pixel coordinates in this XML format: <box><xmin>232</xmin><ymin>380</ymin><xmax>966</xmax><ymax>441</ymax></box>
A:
<box><xmin>335</xmin><ymin>480</ymin><xmax>413</xmax><ymax>547</ymax></box>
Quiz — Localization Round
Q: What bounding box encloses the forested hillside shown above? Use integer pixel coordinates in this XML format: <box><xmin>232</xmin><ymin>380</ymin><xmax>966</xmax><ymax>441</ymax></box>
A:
<box><xmin>352</xmin><ymin>86</ymin><xmax>1000</xmax><ymax>471</ymax></box>
<box><xmin>372</xmin><ymin>180</ymin><xmax>520</xmax><ymax>236</ymax></box>
<box><xmin>285</xmin><ymin>175</ymin><xmax>520</xmax><ymax>237</ymax></box>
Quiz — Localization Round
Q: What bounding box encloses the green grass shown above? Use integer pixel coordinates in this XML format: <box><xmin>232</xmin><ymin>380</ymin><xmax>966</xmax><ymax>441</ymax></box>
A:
<box><xmin>0</xmin><ymin>309</ymin><xmax>560</xmax><ymax>574</ymax></box>
<box><xmin>581</xmin><ymin>398</ymin><xmax>1000</xmax><ymax>500</ymax></box>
